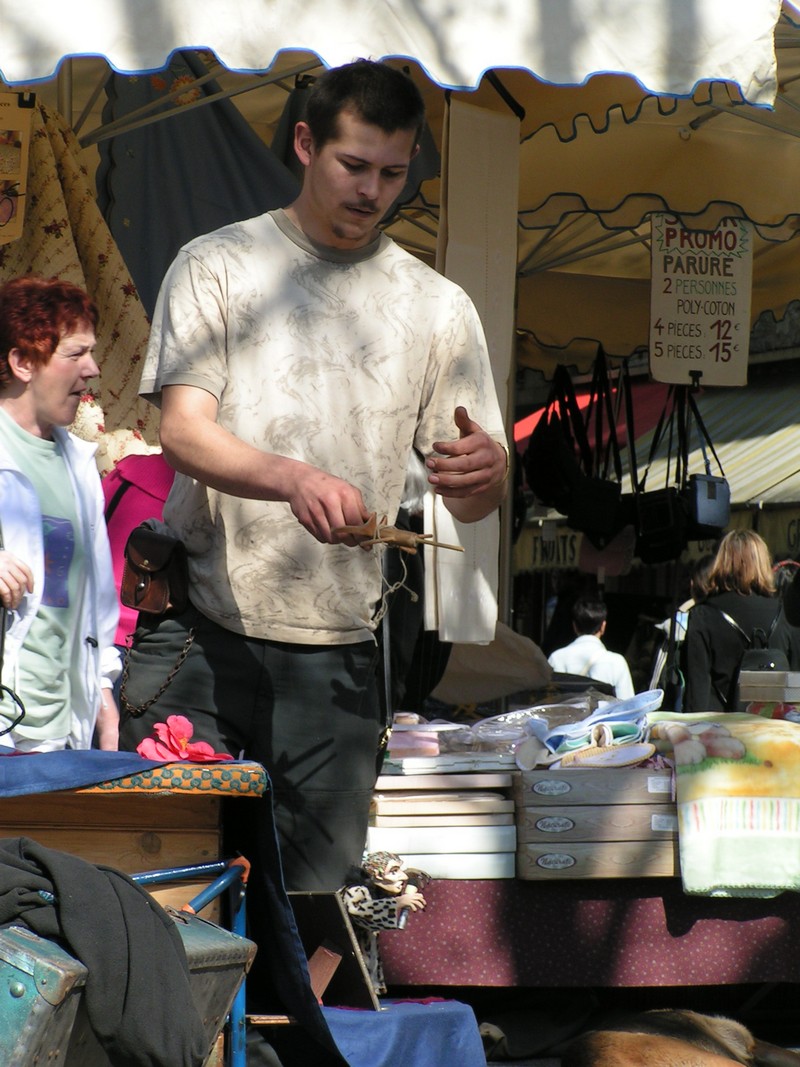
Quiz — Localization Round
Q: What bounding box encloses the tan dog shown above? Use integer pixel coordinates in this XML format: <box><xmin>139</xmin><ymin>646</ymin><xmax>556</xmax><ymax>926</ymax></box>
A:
<box><xmin>560</xmin><ymin>1009</ymin><xmax>800</xmax><ymax>1067</ymax></box>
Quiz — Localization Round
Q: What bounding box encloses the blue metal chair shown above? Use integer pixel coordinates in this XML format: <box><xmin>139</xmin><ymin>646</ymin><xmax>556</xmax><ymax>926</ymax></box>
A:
<box><xmin>131</xmin><ymin>856</ymin><xmax>251</xmax><ymax>1067</ymax></box>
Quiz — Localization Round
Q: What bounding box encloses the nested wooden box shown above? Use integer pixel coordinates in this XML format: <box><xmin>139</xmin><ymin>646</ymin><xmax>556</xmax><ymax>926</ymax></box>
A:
<box><xmin>0</xmin><ymin>762</ymin><xmax>268</xmax><ymax>916</ymax></box>
<box><xmin>738</xmin><ymin>669</ymin><xmax>800</xmax><ymax>703</ymax></box>
<box><xmin>513</xmin><ymin>768</ymin><xmax>679</xmax><ymax>880</ymax></box>
<box><xmin>0</xmin><ymin>791</ymin><xmax>222</xmax><ymax>913</ymax></box>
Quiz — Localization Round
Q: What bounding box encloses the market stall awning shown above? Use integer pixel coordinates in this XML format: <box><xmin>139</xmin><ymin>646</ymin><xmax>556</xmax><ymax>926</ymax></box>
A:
<box><xmin>630</xmin><ymin>374</ymin><xmax>800</xmax><ymax>508</ymax></box>
<box><xmin>0</xmin><ymin>0</ymin><xmax>783</xmax><ymax>101</ymax></box>
<box><xmin>0</xmin><ymin>1</ymin><xmax>791</xmax><ymax>388</ymax></box>
<box><xmin>514</xmin><ymin>379</ymin><xmax>669</xmax><ymax>455</ymax></box>
<box><xmin>510</xmin><ymin>3</ymin><xmax>800</xmax><ymax>371</ymax></box>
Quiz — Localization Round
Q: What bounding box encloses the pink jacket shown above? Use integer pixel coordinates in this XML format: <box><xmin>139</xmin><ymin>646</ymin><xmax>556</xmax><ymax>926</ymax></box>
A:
<box><xmin>102</xmin><ymin>452</ymin><xmax>176</xmax><ymax>646</ymax></box>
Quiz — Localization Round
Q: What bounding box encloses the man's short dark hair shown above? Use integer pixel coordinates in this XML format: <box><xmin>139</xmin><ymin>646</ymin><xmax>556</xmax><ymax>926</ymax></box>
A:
<box><xmin>305</xmin><ymin>59</ymin><xmax>425</xmax><ymax>149</ymax></box>
<box><xmin>572</xmin><ymin>596</ymin><xmax>607</xmax><ymax>636</ymax></box>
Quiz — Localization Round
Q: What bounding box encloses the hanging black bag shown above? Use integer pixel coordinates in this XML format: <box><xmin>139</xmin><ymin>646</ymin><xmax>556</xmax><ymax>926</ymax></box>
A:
<box><xmin>566</xmin><ymin>348</ymin><xmax>626</xmax><ymax>549</ymax></box>
<box><xmin>633</xmin><ymin>386</ymin><xmax>689</xmax><ymax>564</ymax></box>
<box><xmin>577</xmin><ymin>358</ymin><xmax>639</xmax><ymax>575</ymax></box>
<box><xmin>682</xmin><ymin>390</ymin><xmax>730</xmax><ymax>540</ymax></box>
<box><xmin>523</xmin><ymin>364</ymin><xmax>592</xmax><ymax>515</ymax></box>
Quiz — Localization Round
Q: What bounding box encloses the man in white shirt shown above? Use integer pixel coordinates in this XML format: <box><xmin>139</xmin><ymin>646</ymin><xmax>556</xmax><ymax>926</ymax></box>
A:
<box><xmin>548</xmin><ymin>595</ymin><xmax>635</xmax><ymax>699</ymax></box>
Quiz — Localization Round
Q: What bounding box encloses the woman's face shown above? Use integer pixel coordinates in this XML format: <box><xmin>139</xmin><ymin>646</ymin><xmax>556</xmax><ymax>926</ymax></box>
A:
<box><xmin>14</xmin><ymin>324</ymin><xmax>98</xmax><ymax>439</ymax></box>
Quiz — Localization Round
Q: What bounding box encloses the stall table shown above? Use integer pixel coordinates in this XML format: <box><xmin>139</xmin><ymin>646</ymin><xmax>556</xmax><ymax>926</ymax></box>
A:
<box><xmin>0</xmin><ymin>757</ymin><xmax>267</xmax><ymax>914</ymax></box>
<box><xmin>380</xmin><ymin>878</ymin><xmax>800</xmax><ymax>989</ymax></box>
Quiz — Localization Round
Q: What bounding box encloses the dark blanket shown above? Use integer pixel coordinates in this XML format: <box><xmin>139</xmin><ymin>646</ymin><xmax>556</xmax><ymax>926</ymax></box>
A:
<box><xmin>0</xmin><ymin>837</ymin><xmax>208</xmax><ymax>1067</ymax></box>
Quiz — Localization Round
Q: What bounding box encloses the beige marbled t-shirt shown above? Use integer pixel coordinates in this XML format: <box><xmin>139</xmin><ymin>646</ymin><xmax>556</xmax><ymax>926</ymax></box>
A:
<box><xmin>139</xmin><ymin>209</ymin><xmax>506</xmax><ymax>644</ymax></box>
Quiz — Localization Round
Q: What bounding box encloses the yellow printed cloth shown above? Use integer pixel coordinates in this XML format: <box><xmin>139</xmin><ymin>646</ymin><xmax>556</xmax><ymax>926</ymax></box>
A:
<box><xmin>0</xmin><ymin>104</ymin><xmax>159</xmax><ymax>472</ymax></box>
<box><xmin>648</xmin><ymin>711</ymin><xmax>800</xmax><ymax>896</ymax></box>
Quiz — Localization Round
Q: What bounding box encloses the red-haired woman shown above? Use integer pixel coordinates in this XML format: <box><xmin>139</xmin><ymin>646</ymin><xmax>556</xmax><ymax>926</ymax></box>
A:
<box><xmin>0</xmin><ymin>276</ymin><xmax>121</xmax><ymax>750</ymax></box>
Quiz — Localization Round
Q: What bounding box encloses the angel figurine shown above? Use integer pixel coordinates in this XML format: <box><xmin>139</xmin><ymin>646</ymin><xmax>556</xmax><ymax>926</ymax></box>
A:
<box><xmin>341</xmin><ymin>851</ymin><xmax>431</xmax><ymax>995</ymax></box>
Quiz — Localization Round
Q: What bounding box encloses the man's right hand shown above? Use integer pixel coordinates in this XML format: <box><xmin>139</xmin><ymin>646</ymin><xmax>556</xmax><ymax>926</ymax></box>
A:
<box><xmin>160</xmin><ymin>384</ymin><xmax>372</xmax><ymax>547</ymax></box>
<box><xmin>0</xmin><ymin>551</ymin><xmax>34</xmax><ymax>610</ymax></box>
<box><xmin>288</xmin><ymin>465</ymin><xmax>371</xmax><ymax>546</ymax></box>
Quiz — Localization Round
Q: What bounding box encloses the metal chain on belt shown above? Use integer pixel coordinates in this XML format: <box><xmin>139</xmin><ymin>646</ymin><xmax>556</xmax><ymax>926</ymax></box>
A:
<box><xmin>119</xmin><ymin>626</ymin><xmax>196</xmax><ymax>718</ymax></box>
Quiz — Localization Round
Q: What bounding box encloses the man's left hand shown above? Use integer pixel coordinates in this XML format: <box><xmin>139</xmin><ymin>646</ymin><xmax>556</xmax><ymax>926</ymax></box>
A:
<box><xmin>426</xmin><ymin>406</ymin><xmax>507</xmax><ymax>498</ymax></box>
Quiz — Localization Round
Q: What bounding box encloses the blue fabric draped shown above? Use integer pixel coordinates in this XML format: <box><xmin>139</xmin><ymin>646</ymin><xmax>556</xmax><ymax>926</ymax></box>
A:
<box><xmin>322</xmin><ymin>1000</ymin><xmax>486</xmax><ymax>1067</ymax></box>
<box><xmin>0</xmin><ymin>749</ymin><xmax>167</xmax><ymax>795</ymax></box>
<box><xmin>96</xmin><ymin>50</ymin><xmax>300</xmax><ymax>316</ymax></box>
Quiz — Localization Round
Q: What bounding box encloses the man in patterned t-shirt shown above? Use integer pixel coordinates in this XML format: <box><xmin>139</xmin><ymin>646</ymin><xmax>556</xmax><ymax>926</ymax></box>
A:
<box><xmin>120</xmin><ymin>60</ymin><xmax>508</xmax><ymax>892</ymax></box>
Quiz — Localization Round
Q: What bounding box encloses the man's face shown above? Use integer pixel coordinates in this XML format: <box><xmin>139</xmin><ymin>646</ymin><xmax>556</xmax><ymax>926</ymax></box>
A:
<box><xmin>19</xmin><ymin>325</ymin><xmax>99</xmax><ymax>439</ymax></box>
<box><xmin>294</xmin><ymin>109</ymin><xmax>417</xmax><ymax>249</ymax></box>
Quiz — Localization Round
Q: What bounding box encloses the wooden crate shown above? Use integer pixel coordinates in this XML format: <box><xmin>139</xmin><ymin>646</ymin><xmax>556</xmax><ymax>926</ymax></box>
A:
<box><xmin>516</xmin><ymin>839</ymin><xmax>680</xmax><ymax>879</ymax></box>
<box><xmin>739</xmin><ymin>670</ymin><xmax>800</xmax><ymax>702</ymax></box>
<box><xmin>0</xmin><ymin>792</ymin><xmax>222</xmax><ymax>915</ymax></box>
<box><xmin>513</xmin><ymin>768</ymin><xmax>679</xmax><ymax>880</ymax></box>
<box><xmin>0</xmin><ymin>762</ymin><xmax>268</xmax><ymax>915</ymax></box>
<box><xmin>516</xmin><ymin>803</ymin><xmax>677</xmax><ymax>843</ymax></box>
<box><xmin>512</xmin><ymin>767</ymin><xmax>674</xmax><ymax>807</ymax></box>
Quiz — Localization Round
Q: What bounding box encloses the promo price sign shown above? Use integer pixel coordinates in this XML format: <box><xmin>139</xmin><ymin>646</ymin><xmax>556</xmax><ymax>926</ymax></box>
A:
<box><xmin>649</xmin><ymin>213</ymin><xmax>753</xmax><ymax>386</ymax></box>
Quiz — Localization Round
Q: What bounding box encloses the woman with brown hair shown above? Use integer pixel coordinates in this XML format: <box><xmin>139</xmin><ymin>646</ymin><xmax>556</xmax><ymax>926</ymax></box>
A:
<box><xmin>681</xmin><ymin>530</ymin><xmax>792</xmax><ymax>712</ymax></box>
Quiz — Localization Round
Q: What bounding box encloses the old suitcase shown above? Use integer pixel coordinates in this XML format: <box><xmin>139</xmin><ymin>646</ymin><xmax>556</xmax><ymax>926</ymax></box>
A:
<box><xmin>0</xmin><ymin>908</ymin><xmax>257</xmax><ymax>1066</ymax></box>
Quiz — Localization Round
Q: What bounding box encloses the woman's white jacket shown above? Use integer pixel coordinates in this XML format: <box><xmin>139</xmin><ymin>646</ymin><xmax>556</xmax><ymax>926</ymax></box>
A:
<box><xmin>0</xmin><ymin>427</ymin><xmax>121</xmax><ymax>749</ymax></box>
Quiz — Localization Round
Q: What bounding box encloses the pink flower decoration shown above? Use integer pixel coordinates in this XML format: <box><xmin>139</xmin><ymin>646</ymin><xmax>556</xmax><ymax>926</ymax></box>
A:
<box><xmin>136</xmin><ymin>715</ymin><xmax>233</xmax><ymax>763</ymax></box>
